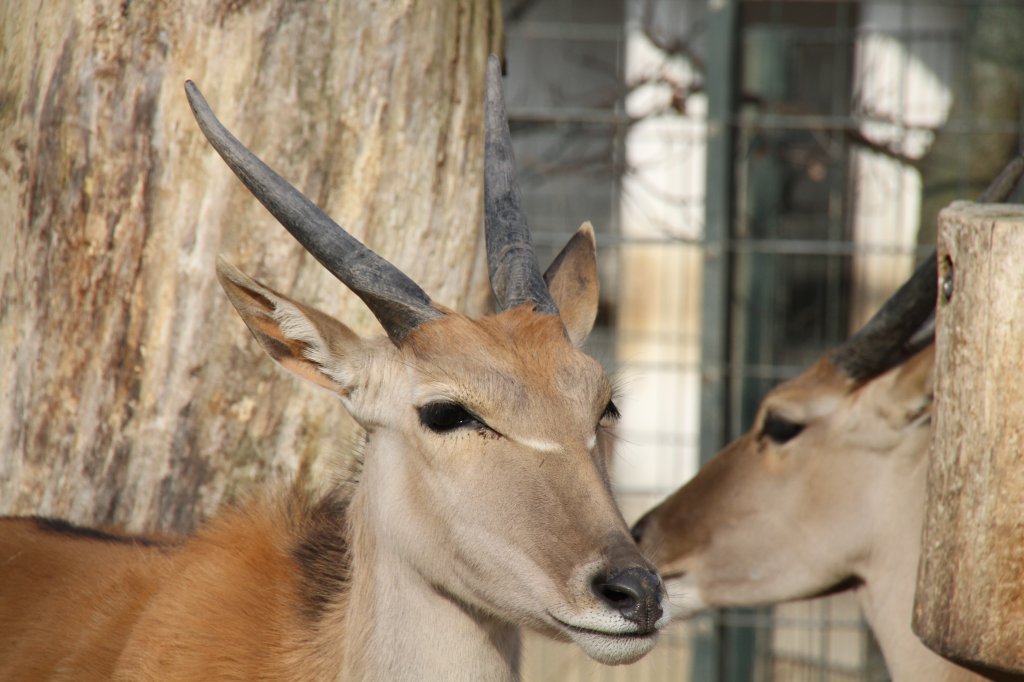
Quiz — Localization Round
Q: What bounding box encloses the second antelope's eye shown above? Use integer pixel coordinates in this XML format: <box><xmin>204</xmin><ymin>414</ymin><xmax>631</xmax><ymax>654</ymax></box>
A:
<box><xmin>601</xmin><ymin>400</ymin><xmax>621</xmax><ymax>423</ymax></box>
<box><xmin>761</xmin><ymin>413</ymin><xmax>805</xmax><ymax>445</ymax></box>
<box><xmin>418</xmin><ymin>402</ymin><xmax>479</xmax><ymax>434</ymax></box>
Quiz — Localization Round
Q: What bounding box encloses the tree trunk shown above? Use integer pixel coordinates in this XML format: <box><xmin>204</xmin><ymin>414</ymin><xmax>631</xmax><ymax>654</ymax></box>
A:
<box><xmin>0</xmin><ymin>0</ymin><xmax>500</xmax><ymax>533</ymax></box>
<box><xmin>914</xmin><ymin>201</ymin><xmax>1024</xmax><ymax>675</ymax></box>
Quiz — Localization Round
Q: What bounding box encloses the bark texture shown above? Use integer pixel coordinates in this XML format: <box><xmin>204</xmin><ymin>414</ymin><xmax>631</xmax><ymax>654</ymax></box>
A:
<box><xmin>914</xmin><ymin>201</ymin><xmax>1024</xmax><ymax>674</ymax></box>
<box><xmin>0</xmin><ymin>0</ymin><xmax>500</xmax><ymax>532</ymax></box>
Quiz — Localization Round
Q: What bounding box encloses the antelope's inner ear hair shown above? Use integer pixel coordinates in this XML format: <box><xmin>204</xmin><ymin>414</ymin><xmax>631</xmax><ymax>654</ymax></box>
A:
<box><xmin>216</xmin><ymin>258</ymin><xmax>364</xmax><ymax>394</ymax></box>
<box><xmin>544</xmin><ymin>222</ymin><xmax>599</xmax><ymax>347</ymax></box>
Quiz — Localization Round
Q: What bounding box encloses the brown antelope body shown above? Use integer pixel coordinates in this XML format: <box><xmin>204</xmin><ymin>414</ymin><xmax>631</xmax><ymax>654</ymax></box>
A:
<box><xmin>0</xmin><ymin>57</ymin><xmax>668</xmax><ymax>681</ymax></box>
<box><xmin>633</xmin><ymin>159</ymin><xmax>1024</xmax><ymax>682</ymax></box>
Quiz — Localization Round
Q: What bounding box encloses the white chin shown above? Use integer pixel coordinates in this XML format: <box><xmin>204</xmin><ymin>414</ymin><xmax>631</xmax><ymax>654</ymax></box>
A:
<box><xmin>570</xmin><ymin>629</ymin><xmax>660</xmax><ymax>665</ymax></box>
<box><xmin>665</xmin><ymin>574</ymin><xmax>707</xmax><ymax>621</ymax></box>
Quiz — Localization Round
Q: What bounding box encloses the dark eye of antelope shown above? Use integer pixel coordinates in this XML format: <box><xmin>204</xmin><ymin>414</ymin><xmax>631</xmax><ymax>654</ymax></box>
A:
<box><xmin>600</xmin><ymin>400</ymin><xmax>621</xmax><ymax>425</ymax></box>
<box><xmin>761</xmin><ymin>412</ymin><xmax>805</xmax><ymax>445</ymax></box>
<box><xmin>418</xmin><ymin>401</ymin><xmax>481</xmax><ymax>434</ymax></box>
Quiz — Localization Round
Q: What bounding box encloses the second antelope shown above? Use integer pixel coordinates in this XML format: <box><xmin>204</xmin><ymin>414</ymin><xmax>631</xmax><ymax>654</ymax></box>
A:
<box><xmin>0</xmin><ymin>56</ymin><xmax>668</xmax><ymax>681</ymax></box>
<box><xmin>632</xmin><ymin>159</ymin><xmax>1024</xmax><ymax>682</ymax></box>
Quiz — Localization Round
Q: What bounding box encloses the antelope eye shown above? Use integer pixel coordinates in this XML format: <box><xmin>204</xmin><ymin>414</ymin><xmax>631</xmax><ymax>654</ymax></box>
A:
<box><xmin>418</xmin><ymin>402</ymin><xmax>479</xmax><ymax>434</ymax></box>
<box><xmin>761</xmin><ymin>413</ymin><xmax>805</xmax><ymax>445</ymax></box>
<box><xmin>601</xmin><ymin>400</ymin><xmax>621</xmax><ymax>423</ymax></box>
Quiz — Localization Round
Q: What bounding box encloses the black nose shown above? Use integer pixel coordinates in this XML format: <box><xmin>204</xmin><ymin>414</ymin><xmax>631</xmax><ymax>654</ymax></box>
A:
<box><xmin>591</xmin><ymin>566</ymin><xmax>663</xmax><ymax>632</ymax></box>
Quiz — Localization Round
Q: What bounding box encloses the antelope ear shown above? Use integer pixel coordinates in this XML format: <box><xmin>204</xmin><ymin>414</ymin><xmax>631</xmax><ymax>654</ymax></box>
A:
<box><xmin>216</xmin><ymin>258</ymin><xmax>364</xmax><ymax>395</ymax></box>
<box><xmin>544</xmin><ymin>222</ymin><xmax>599</xmax><ymax>346</ymax></box>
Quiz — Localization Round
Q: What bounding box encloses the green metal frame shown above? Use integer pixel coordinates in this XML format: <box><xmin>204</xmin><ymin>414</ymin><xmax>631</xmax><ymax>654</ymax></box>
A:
<box><xmin>696</xmin><ymin>0</ymin><xmax>744</xmax><ymax>680</ymax></box>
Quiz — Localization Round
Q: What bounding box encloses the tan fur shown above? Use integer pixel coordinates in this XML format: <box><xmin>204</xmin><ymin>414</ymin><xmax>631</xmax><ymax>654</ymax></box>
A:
<box><xmin>636</xmin><ymin>344</ymin><xmax>988</xmax><ymax>681</ymax></box>
<box><xmin>0</xmin><ymin>491</ymin><xmax>349</xmax><ymax>681</ymax></box>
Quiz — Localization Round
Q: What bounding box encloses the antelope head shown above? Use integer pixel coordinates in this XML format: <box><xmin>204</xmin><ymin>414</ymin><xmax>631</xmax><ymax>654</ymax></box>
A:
<box><xmin>630</xmin><ymin>156</ymin><xmax>1024</xmax><ymax>681</ymax></box>
<box><xmin>186</xmin><ymin>55</ymin><xmax>667</xmax><ymax>672</ymax></box>
<box><xmin>631</xmin><ymin>254</ymin><xmax>938</xmax><ymax>618</ymax></box>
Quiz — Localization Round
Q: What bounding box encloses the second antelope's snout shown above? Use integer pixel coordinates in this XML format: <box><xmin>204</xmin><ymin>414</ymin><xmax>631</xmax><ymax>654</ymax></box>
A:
<box><xmin>629</xmin><ymin>507</ymin><xmax>670</xmax><ymax>572</ymax></box>
<box><xmin>629</xmin><ymin>509</ymin><xmax>652</xmax><ymax>546</ymax></box>
<box><xmin>591</xmin><ymin>564</ymin><xmax>664</xmax><ymax>632</ymax></box>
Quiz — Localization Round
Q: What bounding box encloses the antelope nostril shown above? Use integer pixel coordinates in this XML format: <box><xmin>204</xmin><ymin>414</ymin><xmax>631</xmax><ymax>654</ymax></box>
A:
<box><xmin>591</xmin><ymin>567</ymin><xmax>664</xmax><ymax>631</ymax></box>
<box><xmin>595</xmin><ymin>582</ymin><xmax>639</xmax><ymax>610</ymax></box>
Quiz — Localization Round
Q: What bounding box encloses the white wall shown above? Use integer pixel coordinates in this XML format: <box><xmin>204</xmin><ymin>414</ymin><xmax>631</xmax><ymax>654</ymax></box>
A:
<box><xmin>849</xmin><ymin>2</ymin><xmax>959</xmax><ymax>326</ymax></box>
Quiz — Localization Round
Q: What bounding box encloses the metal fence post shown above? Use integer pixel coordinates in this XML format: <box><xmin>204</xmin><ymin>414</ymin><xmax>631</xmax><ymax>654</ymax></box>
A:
<box><xmin>697</xmin><ymin>0</ymin><xmax>740</xmax><ymax>680</ymax></box>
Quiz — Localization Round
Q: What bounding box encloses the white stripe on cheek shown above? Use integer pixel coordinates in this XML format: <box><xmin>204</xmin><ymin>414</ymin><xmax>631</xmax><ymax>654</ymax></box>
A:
<box><xmin>512</xmin><ymin>433</ymin><xmax>600</xmax><ymax>454</ymax></box>
<box><xmin>514</xmin><ymin>437</ymin><xmax>563</xmax><ymax>454</ymax></box>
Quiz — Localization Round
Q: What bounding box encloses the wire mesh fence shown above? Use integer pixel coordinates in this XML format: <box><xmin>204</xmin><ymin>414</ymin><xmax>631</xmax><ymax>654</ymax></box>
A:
<box><xmin>503</xmin><ymin>0</ymin><xmax>1023</xmax><ymax>679</ymax></box>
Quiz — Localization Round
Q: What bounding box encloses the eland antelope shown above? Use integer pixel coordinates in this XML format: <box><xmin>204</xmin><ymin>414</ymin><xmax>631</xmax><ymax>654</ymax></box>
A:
<box><xmin>632</xmin><ymin>159</ymin><xmax>1024</xmax><ymax>682</ymax></box>
<box><xmin>0</xmin><ymin>56</ymin><xmax>668</xmax><ymax>681</ymax></box>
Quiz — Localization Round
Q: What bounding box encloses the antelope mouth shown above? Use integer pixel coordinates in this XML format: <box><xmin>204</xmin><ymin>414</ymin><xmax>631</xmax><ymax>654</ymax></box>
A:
<box><xmin>807</xmin><ymin>575</ymin><xmax>863</xmax><ymax>600</ymax></box>
<box><xmin>549</xmin><ymin>614</ymin><xmax>660</xmax><ymax>639</ymax></box>
<box><xmin>547</xmin><ymin>610</ymin><xmax>667</xmax><ymax>666</ymax></box>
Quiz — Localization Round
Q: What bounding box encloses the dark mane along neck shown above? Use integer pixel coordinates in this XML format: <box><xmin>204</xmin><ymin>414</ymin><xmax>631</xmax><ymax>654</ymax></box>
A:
<box><xmin>288</xmin><ymin>488</ymin><xmax>354</xmax><ymax>622</ymax></box>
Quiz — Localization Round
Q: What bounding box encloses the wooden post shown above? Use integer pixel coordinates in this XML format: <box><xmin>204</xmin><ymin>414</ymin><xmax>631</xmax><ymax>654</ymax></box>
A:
<box><xmin>0</xmin><ymin>0</ymin><xmax>500</xmax><ymax>533</ymax></box>
<box><xmin>914</xmin><ymin>201</ymin><xmax>1024</xmax><ymax>674</ymax></box>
